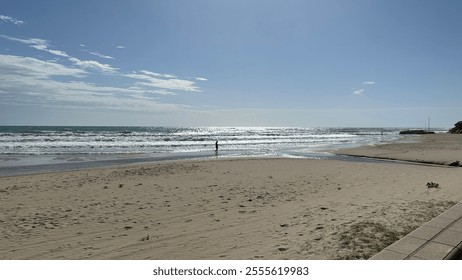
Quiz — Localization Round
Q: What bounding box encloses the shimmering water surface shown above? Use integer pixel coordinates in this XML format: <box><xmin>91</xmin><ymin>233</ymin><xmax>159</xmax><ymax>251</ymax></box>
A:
<box><xmin>0</xmin><ymin>126</ymin><xmax>404</xmax><ymax>156</ymax></box>
<box><xmin>0</xmin><ymin>126</ymin><xmax>417</xmax><ymax>174</ymax></box>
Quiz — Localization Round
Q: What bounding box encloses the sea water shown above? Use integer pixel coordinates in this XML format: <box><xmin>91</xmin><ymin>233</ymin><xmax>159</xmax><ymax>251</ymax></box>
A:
<box><xmin>0</xmin><ymin>126</ymin><xmax>411</xmax><ymax>175</ymax></box>
<box><xmin>0</xmin><ymin>126</ymin><xmax>405</xmax><ymax>156</ymax></box>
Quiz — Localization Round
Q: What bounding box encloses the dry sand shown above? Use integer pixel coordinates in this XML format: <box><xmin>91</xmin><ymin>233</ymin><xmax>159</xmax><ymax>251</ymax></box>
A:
<box><xmin>1</xmin><ymin>134</ymin><xmax>462</xmax><ymax>260</ymax></box>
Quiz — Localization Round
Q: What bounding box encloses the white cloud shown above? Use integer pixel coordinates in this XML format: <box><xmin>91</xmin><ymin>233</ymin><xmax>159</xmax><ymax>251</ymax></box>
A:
<box><xmin>0</xmin><ymin>34</ymin><xmax>206</xmax><ymax>114</ymax></box>
<box><xmin>1</xmin><ymin>35</ymin><xmax>204</xmax><ymax>93</ymax></box>
<box><xmin>1</xmin><ymin>35</ymin><xmax>47</xmax><ymax>46</ymax></box>
<box><xmin>68</xmin><ymin>57</ymin><xmax>118</xmax><ymax>73</ymax></box>
<box><xmin>351</xmin><ymin>81</ymin><xmax>375</xmax><ymax>95</ymax></box>
<box><xmin>1</xmin><ymin>35</ymin><xmax>203</xmax><ymax>92</ymax></box>
<box><xmin>352</xmin><ymin>89</ymin><xmax>365</xmax><ymax>95</ymax></box>
<box><xmin>30</xmin><ymin>44</ymin><xmax>49</xmax><ymax>51</ymax></box>
<box><xmin>47</xmin><ymin>49</ymin><xmax>70</xmax><ymax>58</ymax></box>
<box><xmin>362</xmin><ymin>81</ymin><xmax>376</xmax><ymax>85</ymax></box>
<box><xmin>1</xmin><ymin>35</ymin><xmax>70</xmax><ymax>58</ymax></box>
<box><xmin>89</xmin><ymin>51</ymin><xmax>114</xmax><ymax>60</ymax></box>
<box><xmin>1</xmin><ymin>35</ymin><xmax>120</xmax><ymax>73</ymax></box>
<box><xmin>0</xmin><ymin>54</ymin><xmax>86</xmax><ymax>78</ymax></box>
<box><xmin>126</xmin><ymin>71</ymin><xmax>200</xmax><ymax>92</ymax></box>
<box><xmin>140</xmin><ymin>70</ymin><xmax>177</xmax><ymax>79</ymax></box>
<box><xmin>115</xmin><ymin>45</ymin><xmax>126</xmax><ymax>49</ymax></box>
<box><xmin>30</xmin><ymin>44</ymin><xmax>70</xmax><ymax>58</ymax></box>
<box><xmin>0</xmin><ymin>15</ymin><xmax>25</xmax><ymax>25</ymax></box>
<box><xmin>79</xmin><ymin>44</ymin><xmax>115</xmax><ymax>60</ymax></box>
<box><xmin>0</xmin><ymin>54</ymin><xmax>183</xmax><ymax>112</ymax></box>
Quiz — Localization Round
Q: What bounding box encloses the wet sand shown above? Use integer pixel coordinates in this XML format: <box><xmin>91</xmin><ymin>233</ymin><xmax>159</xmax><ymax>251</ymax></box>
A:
<box><xmin>1</xmin><ymin>134</ymin><xmax>462</xmax><ymax>260</ymax></box>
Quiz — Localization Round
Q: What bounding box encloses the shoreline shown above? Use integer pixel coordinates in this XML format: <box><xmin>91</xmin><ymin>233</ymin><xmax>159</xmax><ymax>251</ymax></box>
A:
<box><xmin>1</xmin><ymin>133</ymin><xmax>462</xmax><ymax>259</ymax></box>
<box><xmin>0</xmin><ymin>152</ymin><xmax>416</xmax><ymax>178</ymax></box>
<box><xmin>0</xmin><ymin>152</ymin><xmax>219</xmax><ymax>177</ymax></box>
<box><xmin>0</xmin><ymin>150</ymin><xmax>385</xmax><ymax>177</ymax></box>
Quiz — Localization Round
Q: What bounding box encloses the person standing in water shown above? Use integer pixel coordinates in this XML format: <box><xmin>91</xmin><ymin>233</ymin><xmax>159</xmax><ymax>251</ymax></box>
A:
<box><xmin>215</xmin><ymin>141</ymin><xmax>219</xmax><ymax>152</ymax></box>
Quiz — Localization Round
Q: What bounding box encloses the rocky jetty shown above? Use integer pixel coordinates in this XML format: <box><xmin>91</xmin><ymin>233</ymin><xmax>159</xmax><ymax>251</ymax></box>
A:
<box><xmin>399</xmin><ymin>130</ymin><xmax>435</xmax><ymax>135</ymax></box>
<box><xmin>449</xmin><ymin>121</ymin><xmax>462</xmax><ymax>134</ymax></box>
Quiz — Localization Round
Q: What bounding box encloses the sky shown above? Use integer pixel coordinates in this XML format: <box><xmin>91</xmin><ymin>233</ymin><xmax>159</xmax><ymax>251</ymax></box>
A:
<box><xmin>1</xmin><ymin>0</ymin><xmax>461</xmax><ymax>128</ymax></box>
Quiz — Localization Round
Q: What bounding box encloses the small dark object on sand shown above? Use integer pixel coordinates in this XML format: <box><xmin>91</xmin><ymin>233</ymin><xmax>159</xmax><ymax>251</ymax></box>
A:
<box><xmin>426</xmin><ymin>182</ymin><xmax>440</xmax><ymax>189</ymax></box>
<box><xmin>449</xmin><ymin>161</ymin><xmax>460</xmax><ymax>167</ymax></box>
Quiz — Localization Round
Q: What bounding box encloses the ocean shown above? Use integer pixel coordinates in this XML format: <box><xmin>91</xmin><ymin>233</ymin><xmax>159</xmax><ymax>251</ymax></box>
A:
<box><xmin>0</xmin><ymin>126</ymin><xmax>414</xmax><ymax>175</ymax></box>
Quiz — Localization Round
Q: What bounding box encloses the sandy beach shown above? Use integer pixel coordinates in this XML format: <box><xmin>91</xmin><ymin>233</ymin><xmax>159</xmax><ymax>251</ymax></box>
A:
<box><xmin>335</xmin><ymin>133</ymin><xmax>462</xmax><ymax>166</ymax></box>
<box><xmin>1</xmin><ymin>134</ymin><xmax>462</xmax><ymax>260</ymax></box>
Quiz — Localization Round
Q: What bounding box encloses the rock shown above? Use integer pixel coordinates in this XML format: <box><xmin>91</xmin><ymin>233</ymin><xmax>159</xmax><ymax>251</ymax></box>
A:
<box><xmin>449</xmin><ymin>121</ymin><xmax>462</xmax><ymax>134</ymax></box>
<box><xmin>399</xmin><ymin>130</ymin><xmax>435</xmax><ymax>135</ymax></box>
<box><xmin>426</xmin><ymin>182</ymin><xmax>440</xmax><ymax>188</ymax></box>
<box><xmin>449</xmin><ymin>161</ymin><xmax>460</xmax><ymax>167</ymax></box>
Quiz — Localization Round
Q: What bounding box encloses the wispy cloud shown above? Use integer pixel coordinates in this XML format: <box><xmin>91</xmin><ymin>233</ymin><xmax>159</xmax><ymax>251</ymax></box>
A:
<box><xmin>1</xmin><ymin>35</ymin><xmax>118</xmax><ymax>72</ymax></box>
<box><xmin>0</xmin><ymin>35</ymin><xmax>207</xmax><ymax>112</ymax></box>
<box><xmin>352</xmin><ymin>81</ymin><xmax>375</xmax><ymax>95</ymax></box>
<box><xmin>115</xmin><ymin>45</ymin><xmax>126</xmax><ymax>49</ymax></box>
<box><xmin>139</xmin><ymin>70</ymin><xmax>177</xmax><ymax>79</ymax></box>
<box><xmin>0</xmin><ymin>15</ymin><xmax>25</xmax><ymax>25</ymax></box>
<box><xmin>352</xmin><ymin>89</ymin><xmax>365</xmax><ymax>95</ymax></box>
<box><xmin>126</xmin><ymin>71</ymin><xmax>201</xmax><ymax>92</ymax></box>
<box><xmin>1</xmin><ymin>35</ymin><xmax>204</xmax><ymax>91</ymax></box>
<box><xmin>1</xmin><ymin>35</ymin><xmax>47</xmax><ymax>48</ymax></box>
<box><xmin>79</xmin><ymin>44</ymin><xmax>114</xmax><ymax>60</ymax></box>
<box><xmin>1</xmin><ymin>35</ymin><xmax>70</xmax><ymax>58</ymax></box>
<box><xmin>1</xmin><ymin>35</ymin><xmax>64</xmax><ymax>58</ymax></box>
<box><xmin>0</xmin><ymin>54</ymin><xmax>183</xmax><ymax>112</ymax></box>
<box><xmin>68</xmin><ymin>57</ymin><xmax>118</xmax><ymax>73</ymax></box>
<box><xmin>32</xmin><ymin>45</ymin><xmax>70</xmax><ymax>58</ymax></box>
<box><xmin>0</xmin><ymin>54</ymin><xmax>86</xmax><ymax>78</ymax></box>
<box><xmin>89</xmin><ymin>51</ymin><xmax>114</xmax><ymax>60</ymax></box>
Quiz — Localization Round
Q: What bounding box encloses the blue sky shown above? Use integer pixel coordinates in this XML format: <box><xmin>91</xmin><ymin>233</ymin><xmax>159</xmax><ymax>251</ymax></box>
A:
<box><xmin>1</xmin><ymin>0</ymin><xmax>461</xmax><ymax>127</ymax></box>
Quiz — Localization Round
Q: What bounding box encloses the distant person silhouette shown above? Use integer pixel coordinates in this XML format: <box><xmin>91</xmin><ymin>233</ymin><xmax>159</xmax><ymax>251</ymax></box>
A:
<box><xmin>215</xmin><ymin>141</ymin><xmax>219</xmax><ymax>152</ymax></box>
